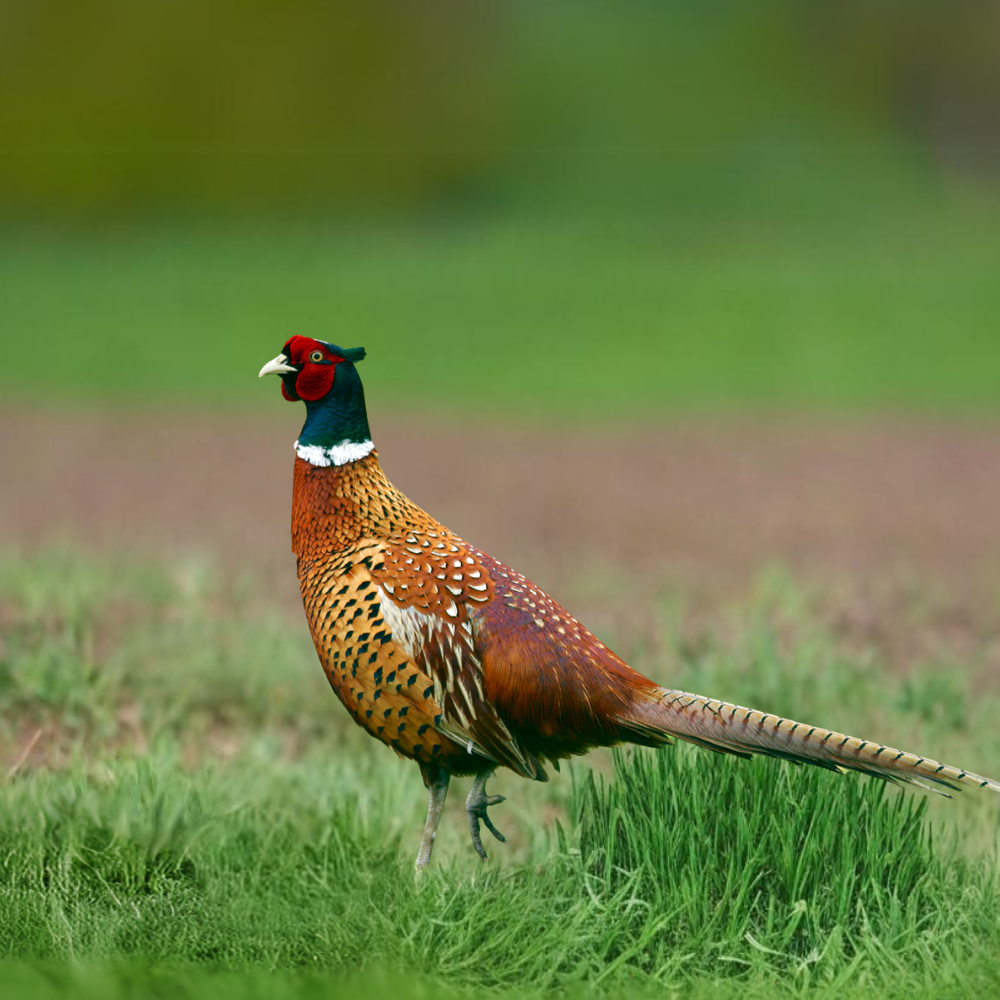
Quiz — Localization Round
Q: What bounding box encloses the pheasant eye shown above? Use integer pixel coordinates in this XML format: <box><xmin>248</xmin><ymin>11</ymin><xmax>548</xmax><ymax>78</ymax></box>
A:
<box><xmin>309</xmin><ymin>350</ymin><xmax>324</xmax><ymax>363</ymax></box>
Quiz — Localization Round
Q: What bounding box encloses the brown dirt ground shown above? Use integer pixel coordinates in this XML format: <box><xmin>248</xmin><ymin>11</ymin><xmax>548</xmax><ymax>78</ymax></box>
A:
<box><xmin>3</xmin><ymin>407</ymin><xmax>1000</xmax><ymax>679</ymax></box>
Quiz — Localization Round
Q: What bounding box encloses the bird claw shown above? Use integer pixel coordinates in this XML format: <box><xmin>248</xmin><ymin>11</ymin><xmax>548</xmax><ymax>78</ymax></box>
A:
<box><xmin>466</xmin><ymin>773</ymin><xmax>506</xmax><ymax>862</ymax></box>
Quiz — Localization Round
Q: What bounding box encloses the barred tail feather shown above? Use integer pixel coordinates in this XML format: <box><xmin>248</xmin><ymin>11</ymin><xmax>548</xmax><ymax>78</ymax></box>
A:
<box><xmin>623</xmin><ymin>687</ymin><xmax>1000</xmax><ymax>796</ymax></box>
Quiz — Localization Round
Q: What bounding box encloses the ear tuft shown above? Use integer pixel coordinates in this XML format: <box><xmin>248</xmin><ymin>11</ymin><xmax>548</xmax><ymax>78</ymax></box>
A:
<box><xmin>341</xmin><ymin>347</ymin><xmax>366</xmax><ymax>363</ymax></box>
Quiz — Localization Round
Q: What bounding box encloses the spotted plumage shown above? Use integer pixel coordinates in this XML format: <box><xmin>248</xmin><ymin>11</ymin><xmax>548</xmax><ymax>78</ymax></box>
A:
<box><xmin>260</xmin><ymin>336</ymin><xmax>1000</xmax><ymax>870</ymax></box>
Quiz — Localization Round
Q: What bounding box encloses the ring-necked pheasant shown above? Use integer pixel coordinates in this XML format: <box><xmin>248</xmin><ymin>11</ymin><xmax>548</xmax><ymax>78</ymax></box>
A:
<box><xmin>260</xmin><ymin>337</ymin><xmax>1000</xmax><ymax>869</ymax></box>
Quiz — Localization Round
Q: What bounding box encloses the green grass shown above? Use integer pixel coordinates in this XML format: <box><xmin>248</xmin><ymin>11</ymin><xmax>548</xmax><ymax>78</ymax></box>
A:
<box><xmin>2</xmin><ymin>550</ymin><xmax>999</xmax><ymax>999</ymax></box>
<box><xmin>3</xmin><ymin>200</ymin><xmax>1000</xmax><ymax>416</ymax></box>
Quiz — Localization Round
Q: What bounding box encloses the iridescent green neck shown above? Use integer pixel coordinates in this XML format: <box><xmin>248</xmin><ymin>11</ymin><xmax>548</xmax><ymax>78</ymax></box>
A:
<box><xmin>296</xmin><ymin>361</ymin><xmax>373</xmax><ymax>467</ymax></box>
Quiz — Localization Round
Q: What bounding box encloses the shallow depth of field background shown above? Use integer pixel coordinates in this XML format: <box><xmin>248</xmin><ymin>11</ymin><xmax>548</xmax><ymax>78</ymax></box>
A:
<box><xmin>2</xmin><ymin>3</ymin><xmax>1000</xmax><ymax>999</ymax></box>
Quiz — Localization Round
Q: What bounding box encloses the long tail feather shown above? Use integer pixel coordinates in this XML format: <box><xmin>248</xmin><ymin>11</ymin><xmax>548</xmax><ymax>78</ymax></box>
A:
<box><xmin>623</xmin><ymin>687</ymin><xmax>1000</xmax><ymax>796</ymax></box>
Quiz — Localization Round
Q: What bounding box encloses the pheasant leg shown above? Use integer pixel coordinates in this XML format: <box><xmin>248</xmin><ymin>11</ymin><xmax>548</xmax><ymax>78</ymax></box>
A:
<box><xmin>465</xmin><ymin>769</ymin><xmax>506</xmax><ymax>862</ymax></box>
<box><xmin>415</xmin><ymin>763</ymin><xmax>450</xmax><ymax>871</ymax></box>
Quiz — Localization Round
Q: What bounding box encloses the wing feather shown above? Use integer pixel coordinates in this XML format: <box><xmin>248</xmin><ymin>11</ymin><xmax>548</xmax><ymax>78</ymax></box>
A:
<box><xmin>373</xmin><ymin>537</ymin><xmax>546</xmax><ymax>780</ymax></box>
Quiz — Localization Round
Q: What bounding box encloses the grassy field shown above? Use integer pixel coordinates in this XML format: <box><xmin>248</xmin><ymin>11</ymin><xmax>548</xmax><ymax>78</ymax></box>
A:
<box><xmin>2</xmin><ymin>550</ymin><xmax>999</xmax><ymax>999</ymax></box>
<box><xmin>3</xmin><ymin>179</ymin><xmax>1000</xmax><ymax>996</ymax></box>
<box><xmin>2</xmin><ymin>199</ymin><xmax>1000</xmax><ymax>416</ymax></box>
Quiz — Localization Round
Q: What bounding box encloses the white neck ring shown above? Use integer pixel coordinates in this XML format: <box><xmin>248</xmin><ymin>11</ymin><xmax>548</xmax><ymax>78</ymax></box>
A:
<box><xmin>295</xmin><ymin>438</ymin><xmax>374</xmax><ymax>467</ymax></box>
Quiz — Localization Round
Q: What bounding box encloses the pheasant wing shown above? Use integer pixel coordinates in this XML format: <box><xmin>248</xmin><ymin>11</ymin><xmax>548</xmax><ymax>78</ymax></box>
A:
<box><xmin>372</xmin><ymin>530</ymin><xmax>545</xmax><ymax>780</ymax></box>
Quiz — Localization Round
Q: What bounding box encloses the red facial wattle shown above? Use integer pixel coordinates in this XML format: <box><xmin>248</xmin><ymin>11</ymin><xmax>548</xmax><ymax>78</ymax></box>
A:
<box><xmin>295</xmin><ymin>362</ymin><xmax>338</xmax><ymax>400</ymax></box>
<box><xmin>281</xmin><ymin>336</ymin><xmax>344</xmax><ymax>402</ymax></box>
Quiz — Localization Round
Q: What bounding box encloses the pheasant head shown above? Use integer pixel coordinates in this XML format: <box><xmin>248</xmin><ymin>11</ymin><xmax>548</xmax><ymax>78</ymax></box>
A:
<box><xmin>259</xmin><ymin>336</ymin><xmax>372</xmax><ymax>467</ymax></box>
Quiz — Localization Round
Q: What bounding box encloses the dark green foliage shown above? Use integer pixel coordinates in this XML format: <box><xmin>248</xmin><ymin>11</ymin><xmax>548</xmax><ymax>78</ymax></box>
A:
<box><xmin>2</xmin><ymin>1</ymin><xmax>998</xmax><ymax>219</ymax></box>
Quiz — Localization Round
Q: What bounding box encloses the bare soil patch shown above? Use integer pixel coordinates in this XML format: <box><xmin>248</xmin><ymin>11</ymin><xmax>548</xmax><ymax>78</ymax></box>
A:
<box><xmin>3</xmin><ymin>407</ymin><xmax>1000</xmax><ymax>677</ymax></box>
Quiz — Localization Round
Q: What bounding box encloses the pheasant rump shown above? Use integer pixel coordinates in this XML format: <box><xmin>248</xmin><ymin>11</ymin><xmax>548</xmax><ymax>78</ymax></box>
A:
<box><xmin>259</xmin><ymin>337</ymin><xmax>1000</xmax><ymax>869</ymax></box>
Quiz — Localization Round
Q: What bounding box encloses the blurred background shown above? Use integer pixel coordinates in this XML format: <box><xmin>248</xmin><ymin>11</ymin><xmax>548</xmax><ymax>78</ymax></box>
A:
<box><xmin>2</xmin><ymin>0</ymin><xmax>1000</xmax><ymax>600</ymax></box>
<box><xmin>2</xmin><ymin>0</ymin><xmax>1000</xmax><ymax>408</ymax></box>
<box><xmin>2</xmin><ymin>5</ymin><xmax>1000</xmax><ymax>986</ymax></box>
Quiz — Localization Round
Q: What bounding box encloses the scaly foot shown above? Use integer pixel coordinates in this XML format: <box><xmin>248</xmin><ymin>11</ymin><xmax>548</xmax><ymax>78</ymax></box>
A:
<box><xmin>465</xmin><ymin>769</ymin><xmax>506</xmax><ymax>862</ymax></box>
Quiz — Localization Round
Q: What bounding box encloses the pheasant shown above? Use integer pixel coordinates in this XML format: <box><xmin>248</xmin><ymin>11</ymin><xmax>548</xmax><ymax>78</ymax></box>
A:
<box><xmin>260</xmin><ymin>337</ymin><xmax>1000</xmax><ymax>869</ymax></box>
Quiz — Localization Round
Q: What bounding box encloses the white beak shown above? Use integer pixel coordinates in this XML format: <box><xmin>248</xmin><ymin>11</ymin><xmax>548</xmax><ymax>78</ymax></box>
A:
<box><xmin>259</xmin><ymin>353</ymin><xmax>297</xmax><ymax>378</ymax></box>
